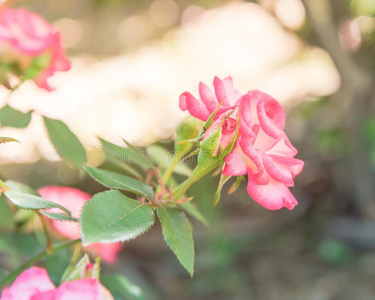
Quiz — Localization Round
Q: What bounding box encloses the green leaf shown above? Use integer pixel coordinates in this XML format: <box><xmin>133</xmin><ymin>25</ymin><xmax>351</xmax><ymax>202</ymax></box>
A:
<box><xmin>0</xmin><ymin>195</ymin><xmax>14</xmax><ymax>230</ymax></box>
<box><xmin>85</xmin><ymin>167</ymin><xmax>154</xmax><ymax>199</ymax></box>
<box><xmin>0</xmin><ymin>179</ymin><xmax>9</xmax><ymax>194</ymax></box>
<box><xmin>0</xmin><ymin>105</ymin><xmax>32</xmax><ymax>128</ymax></box>
<box><xmin>99</xmin><ymin>138</ymin><xmax>153</xmax><ymax>171</ymax></box>
<box><xmin>157</xmin><ymin>206</ymin><xmax>194</xmax><ymax>276</ymax></box>
<box><xmin>5</xmin><ymin>191</ymin><xmax>71</xmax><ymax>217</ymax></box>
<box><xmin>180</xmin><ymin>202</ymin><xmax>208</xmax><ymax>227</ymax></box>
<box><xmin>39</xmin><ymin>211</ymin><xmax>79</xmax><ymax>222</ymax></box>
<box><xmin>0</xmin><ymin>137</ymin><xmax>20</xmax><ymax>144</ymax></box>
<box><xmin>99</xmin><ymin>138</ymin><xmax>144</xmax><ymax>179</ymax></box>
<box><xmin>147</xmin><ymin>145</ymin><xmax>192</xmax><ymax>177</ymax></box>
<box><xmin>102</xmin><ymin>274</ymin><xmax>145</xmax><ymax>300</ymax></box>
<box><xmin>43</xmin><ymin>117</ymin><xmax>87</xmax><ymax>168</ymax></box>
<box><xmin>122</xmin><ymin>139</ymin><xmax>154</xmax><ymax>169</ymax></box>
<box><xmin>80</xmin><ymin>190</ymin><xmax>155</xmax><ymax>246</ymax></box>
<box><xmin>5</xmin><ymin>180</ymin><xmax>39</xmax><ymax>196</ymax></box>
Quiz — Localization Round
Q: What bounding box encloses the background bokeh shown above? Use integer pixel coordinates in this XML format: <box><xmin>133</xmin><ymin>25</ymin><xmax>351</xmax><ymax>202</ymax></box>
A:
<box><xmin>1</xmin><ymin>0</ymin><xmax>375</xmax><ymax>299</ymax></box>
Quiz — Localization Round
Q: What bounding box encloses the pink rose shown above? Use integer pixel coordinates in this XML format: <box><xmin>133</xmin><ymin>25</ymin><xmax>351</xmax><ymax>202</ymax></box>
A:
<box><xmin>179</xmin><ymin>77</ymin><xmax>304</xmax><ymax>210</ymax></box>
<box><xmin>0</xmin><ymin>267</ymin><xmax>113</xmax><ymax>300</ymax></box>
<box><xmin>38</xmin><ymin>186</ymin><xmax>123</xmax><ymax>264</ymax></box>
<box><xmin>0</xmin><ymin>8</ymin><xmax>71</xmax><ymax>91</ymax></box>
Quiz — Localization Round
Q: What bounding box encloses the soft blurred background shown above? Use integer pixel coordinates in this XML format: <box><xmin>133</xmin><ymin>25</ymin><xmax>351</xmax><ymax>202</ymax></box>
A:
<box><xmin>1</xmin><ymin>0</ymin><xmax>375</xmax><ymax>299</ymax></box>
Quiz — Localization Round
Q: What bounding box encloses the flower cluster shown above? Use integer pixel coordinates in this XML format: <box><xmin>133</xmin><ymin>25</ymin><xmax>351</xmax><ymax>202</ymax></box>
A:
<box><xmin>38</xmin><ymin>186</ymin><xmax>123</xmax><ymax>264</ymax></box>
<box><xmin>179</xmin><ymin>76</ymin><xmax>304</xmax><ymax>210</ymax></box>
<box><xmin>0</xmin><ymin>7</ymin><xmax>70</xmax><ymax>91</ymax></box>
<box><xmin>1</xmin><ymin>267</ymin><xmax>113</xmax><ymax>300</ymax></box>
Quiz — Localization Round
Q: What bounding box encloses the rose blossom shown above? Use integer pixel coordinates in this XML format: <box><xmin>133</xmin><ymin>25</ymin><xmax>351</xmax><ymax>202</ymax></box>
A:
<box><xmin>0</xmin><ymin>267</ymin><xmax>113</xmax><ymax>300</ymax></box>
<box><xmin>38</xmin><ymin>186</ymin><xmax>123</xmax><ymax>264</ymax></box>
<box><xmin>179</xmin><ymin>77</ymin><xmax>304</xmax><ymax>210</ymax></box>
<box><xmin>0</xmin><ymin>7</ymin><xmax>71</xmax><ymax>91</ymax></box>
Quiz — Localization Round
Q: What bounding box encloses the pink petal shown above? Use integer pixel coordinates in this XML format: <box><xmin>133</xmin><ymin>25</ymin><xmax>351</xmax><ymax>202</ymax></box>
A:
<box><xmin>268</xmin><ymin>154</ymin><xmax>304</xmax><ymax>178</ymax></box>
<box><xmin>86</xmin><ymin>242</ymin><xmax>123</xmax><ymax>265</ymax></box>
<box><xmin>223</xmin><ymin>142</ymin><xmax>247</xmax><ymax>176</ymax></box>
<box><xmin>266</xmin><ymin>137</ymin><xmax>298</xmax><ymax>157</ymax></box>
<box><xmin>1</xmin><ymin>267</ymin><xmax>55</xmax><ymax>300</ymax></box>
<box><xmin>220</xmin><ymin>118</ymin><xmax>238</xmax><ymax>150</ymax></box>
<box><xmin>262</xmin><ymin>153</ymin><xmax>304</xmax><ymax>187</ymax></box>
<box><xmin>199</xmin><ymin>82</ymin><xmax>218</xmax><ymax>112</ymax></box>
<box><xmin>239</xmin><ymin>137</ymin><xmax>263</xmax><ymax>174</ymax></box>
<box><xmin>53</xmin><ymin>279</ymin><xmax>113</xmax><ymax>300</ymax></box>
<box><xmin>38</xmin><ymin>186</ymin><xmax>91</xmax><ymax>239</ymax></box>
<box><xmin>213</xmin><ymin>76</ymin><xmax>241</xmax><ymax>106</ymax></box>
<box><xmin>247</xmin><ymin>174</ymin><xmax>298</xmax><ymax>210</ymax></box>
<box><xmin>179</xmin><ymin>92</ymin><xmax>210</xmax><ymax>121</ymax></box>
<box><xmin>239</xmin><ymin>92</ymin><xmax>256</xmax><ymax>139</ymax></box>
<box><xmin>255</xmin><ymin>91</ymin><xmax>286</xmax><ymax>138</ymax></box>
<box><xmin>31</xmin><ymin>290</ymin><xmax>55</xmax><ymax>300</ymax></box>
<box><xmin>252</xmin><ymin>127</ymin><xmax>279</xmax><ymax>152</ymax></box>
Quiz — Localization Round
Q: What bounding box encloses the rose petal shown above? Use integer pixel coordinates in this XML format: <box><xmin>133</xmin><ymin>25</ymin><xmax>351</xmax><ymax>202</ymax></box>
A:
<box><xmin>38</xmin><ymin>186</ymin><xmax>90</xmax><ymax>239</ymax></box>
<box><xmin>86</xmin><ymin>243</ymin><xmax>124</xmax><ymax>265</ymax></box>
<box><xmin>223</xmin><ymin>142</ymin><xmax>247</xmax><ymax>176</ymax></box>
<box><xmin>262</xmin><ymin>153</ymin><xmax>304</xmax><ymax>187</ymax></box>
<box><xmin>256</xmin><ymin>91</ymin><xmax>286</xmax><ymax>138</ymax></box>
<box><xmin>179</xmin><ymin>92</ymin><xmax>210</xmax><ymax>121</ymax></box>
<box><xmin>1</xmin><ymin>267</ymin><xmax>55</xmax><ymax>300</ymax></box>
<box><xmin>51</xmin><ymin>278</ymin><xmax>113</xmax><ymax>300</ymax></box>
<box><xmin>213</xmin><ymin>76</ymin><xmax>241</xmax><ymax>106</ymax></box>
<box><xmin>199</xmin><ymin>82</ymin><xmax>218</xmax><ymax>112</ymax></box>
<box><xmin>247</xmin><ymin>174</ymin><xmax>298</xmax><ymax>210</ymax></box>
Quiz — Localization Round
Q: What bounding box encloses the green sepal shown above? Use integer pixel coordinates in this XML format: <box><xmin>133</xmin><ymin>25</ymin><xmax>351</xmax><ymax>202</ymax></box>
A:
<box><xmin>61</xmin><ymin>255</ymin><xmax>91</xmax><ymax>282</ymax></box>
<box><xmin>218</xmin><ymin>112</ymin><xmax>240</xmax><ymax>159</ymax></box>
<box><xmin>197</xmin><ymin>98</ymin><xmax>226</xmax><ymax>141</ymax></box>
<box><xmin>228</xmin><ymin>176</ymin><xmax>245</xmax><ymax>195</ymax></box>
<box><xmin>213</xmin><ymin>173</ymin><xmax>231</xmax><ymax>206</ymax></box>
<box><xmin>200</xmin><ymin>127</ymin><xmax>222</xmax><ymax>158</ymax></box>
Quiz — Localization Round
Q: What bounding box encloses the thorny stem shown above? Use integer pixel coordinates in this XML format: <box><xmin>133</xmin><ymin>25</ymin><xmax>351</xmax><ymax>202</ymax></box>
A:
<box><xmin>36</xmin><ymin>211</ymin><xmax>53</xmax><ymax>255</ymax></box>
<box><xmin>161</xmin><ymin>153</ymin><xmax>182</xmax><ymax>184</ymax></box>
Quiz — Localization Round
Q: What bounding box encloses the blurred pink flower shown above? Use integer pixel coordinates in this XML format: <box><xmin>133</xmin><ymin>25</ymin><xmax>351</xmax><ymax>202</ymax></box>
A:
<box><xmin>38</xmin><ymin>186</ymin><xmax>123</xmax><ymax>264</ymax></box>
<box><xmin>0</xmin><ymin>267</ymin><xmax>113</xmax><ymax>300</ymax></box>
<box><xmin>179</xmin><ymin>77</ymin><xmax>304</xmax><ymax>210</ymax></box>
<box><xmin>0</xmin><ymin>8</ymin><xmax>71</xmax><ymax>91</ymax></box>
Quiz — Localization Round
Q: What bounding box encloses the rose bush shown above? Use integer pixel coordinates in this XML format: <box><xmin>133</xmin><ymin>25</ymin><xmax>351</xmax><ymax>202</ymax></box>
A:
<box><xmin>179</xmin><ymin>77</ymin><xmax>304</xmax><ymax>210</ymax></box>
<box><xmin>0</xmin><ymin>7</ymin><xmax>70</xmax><ymax>91</ymax></box>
